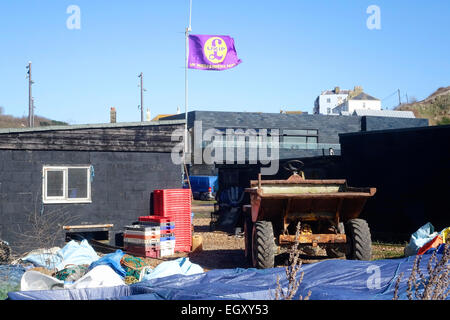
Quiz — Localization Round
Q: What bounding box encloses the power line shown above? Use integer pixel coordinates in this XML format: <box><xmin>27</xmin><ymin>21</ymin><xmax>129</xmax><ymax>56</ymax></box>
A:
<box><xmin>381</xmin><ymin>90</ymin><xmax>398</xmax><ymax>101</ymax></box>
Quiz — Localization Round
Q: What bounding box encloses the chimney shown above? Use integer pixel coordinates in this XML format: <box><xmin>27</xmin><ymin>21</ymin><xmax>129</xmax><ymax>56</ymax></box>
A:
<box><xmin>354</xmin><ymin>86</ymin><xmax>363</xmax><ymax>93</ymax></box>
<box><xmin>110</xmin><ymin>107</ymin><xmax>117</xmax><ymax>123</ymax></box>
<box><xmin>335</xmin><ymin>86</ymin><xmax>340</xmax><ymax>94</ymax></box>
<box><xmin>146</xmin><ymin>108</ymin><xmax>151</xmax><ymax>121</ymax></box>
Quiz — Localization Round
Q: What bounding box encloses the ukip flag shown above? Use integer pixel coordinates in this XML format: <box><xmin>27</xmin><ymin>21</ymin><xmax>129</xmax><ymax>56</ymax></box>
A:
<box><xmin>188</xmin><ymin>35</ymin><xmax>242</xmax><ymax>71</ymax></box>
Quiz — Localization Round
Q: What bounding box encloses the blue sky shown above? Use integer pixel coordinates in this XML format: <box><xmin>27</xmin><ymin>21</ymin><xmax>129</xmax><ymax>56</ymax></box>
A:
<box><xmin>0</xmin><ymin>0</ymin><xmax>449</xmax><ymax>124</ymax></box>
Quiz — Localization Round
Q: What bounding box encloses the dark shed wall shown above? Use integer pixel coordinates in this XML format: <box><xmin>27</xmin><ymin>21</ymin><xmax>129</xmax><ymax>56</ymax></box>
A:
<box><xmin>0</xmin><ymin>150</ymin><xmax>181</xmax><ymax>252</ymax></box>
<box><xmin>362</xmin><ymin>116</ymin><xmax>429</xmax><ymax>131</ymax></box>
<box><xmin>340</xmin><ymin>125</ymin><xmax>450</xmax><ymax>241</ymax></box>
<box><xmin>180</xmin><ymin>111</ymin><xmax>363</xmax><ymax>144</ymax></box>
<box><xmin>166</xmin><ymin>111</ymin><xmax>429</xmax><ymax>161</ymax></box>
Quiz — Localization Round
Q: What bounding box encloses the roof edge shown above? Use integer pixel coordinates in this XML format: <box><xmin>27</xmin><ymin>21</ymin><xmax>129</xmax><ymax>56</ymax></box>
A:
<box><xmin>0</xmin><ymin>119</ymin><xmax>186</xmax><ymax>134</ymax></box>
<box><xmin>340</xmin><ymin>123</ymin><xmax>442</xmax><ymax>137</ymax></box>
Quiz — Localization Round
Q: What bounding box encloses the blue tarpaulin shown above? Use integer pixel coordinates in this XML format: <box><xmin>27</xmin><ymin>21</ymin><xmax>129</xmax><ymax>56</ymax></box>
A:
<box><xmin>7</xmin><ymin>253</ymin><xmax>449</xmax><ymax>300</ymax></box>
<box><xmin>0</xmin><ymin>265</ymin><xmax>26</xmax><ymax>289</ymax></box>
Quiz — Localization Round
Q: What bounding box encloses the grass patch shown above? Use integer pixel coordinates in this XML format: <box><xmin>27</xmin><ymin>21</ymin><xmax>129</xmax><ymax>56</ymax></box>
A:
<box><xmin>0</xmin><ymin>284</ymin><xmax>20</xmax><ymax>300</ymax></box>
<box><xmin>372</xmin><ymin>241</ymin><xmax>406</xmax><ymax>260</ymax></box>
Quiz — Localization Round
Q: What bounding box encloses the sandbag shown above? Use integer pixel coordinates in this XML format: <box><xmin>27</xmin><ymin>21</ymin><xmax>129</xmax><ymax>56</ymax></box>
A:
<box><xmin>140</xmin><ymin>257</ymin><xmax>203</xmax><ymax>281</ymax></box>
<box><xmin>65</xmin><ymin>265</ymin><xmax>124</xmax><ymax>289</ymax></box>
<box><xmin>20</xmin><ymin>270</ymin><xmax>65</xmax><ymax>291</ymax></box>
<box><xmin>20</xmin><ymin>247</ymin><xmax>62</xmax><ymax>270</ymax></box>
<box><xmin>417</xmin><ymin>235</ymin><xmax>443</xmax><ymax>255</ymax></box>
<box><xmin>55</xmin><ymin>265</ymin><xmax>89</xmax><ymax>282</ymax></box>
<box><xmin>404</xmin><ymin>222</ymin><xmax>438</xmax><ymax>256</ymax></box>
<box><xmin>20</xmin><ymin>265</ymin><xmax>125</xmax><ymax>291</ymax></box>
<box><xmin>423</xmin><ymin>243</ymin><xmax>446</xmax><ymax>255</ymax></box>
<box><xmin>88</xmin><ymin>250</ymin><xmax>126</xmax><ymax>278</ymax></box>
<box><xmin>441</xmin><ymin>227</ymin><xmax>450</xmax><ymax>244</ymax></box>
<box><xmin>55</xmin><ymin>240</ymin><xmax>100</xmax><ymax>271</ymax></box>
<box><xmin>20</xmin><ymin>240</ymin><xmax>100</xmax><ymax>271</ymax></box>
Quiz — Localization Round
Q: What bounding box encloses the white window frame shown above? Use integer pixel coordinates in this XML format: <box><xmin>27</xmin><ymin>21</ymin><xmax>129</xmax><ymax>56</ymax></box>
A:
<box><xmin>43</xmin><ymin>166</ymin><xmax>92</xmax><ymax>204</ymax></box>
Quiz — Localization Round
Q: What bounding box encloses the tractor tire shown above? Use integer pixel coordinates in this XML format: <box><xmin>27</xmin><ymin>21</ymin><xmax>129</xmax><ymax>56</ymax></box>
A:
<box><xmin>345</xmin><ymin>219</ymin><xmax>372</xmax><ymax>261</ymax></box>
<box><xmin>244</xmin><ymin>214</ymin><xmax>253</xmax><ymax>263</ymax></box>
<box><xmin>252</xmin><ymin>221</ymin><xmax>276</xmax><ymax>269</ymax></box>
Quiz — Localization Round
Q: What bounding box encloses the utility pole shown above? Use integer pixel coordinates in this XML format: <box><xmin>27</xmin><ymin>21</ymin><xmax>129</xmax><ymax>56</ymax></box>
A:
<box><xmin>138</xmin><ymin>72</ymin><xmax>144</xmax><ymax>122</ymax></box>
<box><xmin>31</xmin><ymin>97</ymin><xmax>35</xmax><ymax>127</ymax></box>
<box><xmin>185</xmin><ymin>0</ymin><xmax>192</xmax><ymax>156</ymax></box>
<box><xmin>26</xmin><ymin>62</ymin><xmax>34</xmax><ymax>127</ymax></box>
<box><xmin>397</xmin><ymin>89</ymin><xmax>402</xmax><ymax>106</ymax></box>
<box><xmin>182</xmin><ymin>0</ymin><xmax>193</xmax><ymax>192</ymax></box>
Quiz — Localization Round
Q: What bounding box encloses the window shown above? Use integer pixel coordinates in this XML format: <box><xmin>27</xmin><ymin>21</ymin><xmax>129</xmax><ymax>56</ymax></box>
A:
<box><xmin>43</xmin><ymin>166</ymin><xmax>92</xmax><ymax>203</ymax></box>
<box><xmin>282</xmin><ymin>129</ymin><xmax>319</xmax><ymax>149</ymax></box>
<box><xmin>283</xmin><ymin>136</ymin><xmax>306</xmax><ymax>144</ymax></box>
<box><xmin>307</xmin><ymin>136</ymin><xmax>318</xmax><ymax>144</ymax></box>
<box><xmin>327</xmin><ymin>98</ymin><xmax>331</xmax><ymax>103</ymax></box>
<box><xmin>211</xmin><ymin>128</ymin><xmax>280</xmax><ymax>148</ymax></box>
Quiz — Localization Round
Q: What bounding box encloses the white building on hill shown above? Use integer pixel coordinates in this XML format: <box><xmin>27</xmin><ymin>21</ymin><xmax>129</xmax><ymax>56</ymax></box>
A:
<box><xmin>314</xmin><ymin>87</ymin><xmax>350</xmax><ymax>115</ymax></box>
<box><xmin>333</xmin><ymin>92</ymin><xmax>382</xmax><ymax>114</ymax></box>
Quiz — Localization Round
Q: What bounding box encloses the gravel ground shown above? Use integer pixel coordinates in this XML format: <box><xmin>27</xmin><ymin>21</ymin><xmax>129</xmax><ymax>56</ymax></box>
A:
<box><xmin>185</xmin><ymin>204</ymin><xmax>405</xmax><ymax>270</ymax></box>
<box><xmin>189</xmin><ymin>217</ymin><xmax>248</xmax><ymax>271</ymax></box>
<box><xmin>118</xmin><ymin>203</ymin><xmax>405</xmax><ymax>271</ymax></box>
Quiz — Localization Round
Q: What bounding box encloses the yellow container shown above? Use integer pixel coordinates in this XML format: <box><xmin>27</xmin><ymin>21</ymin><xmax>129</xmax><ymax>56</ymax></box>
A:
<box><xmin>192</xmin><ymin>235</ymin><xmax>203</xmax><ymax>252</ymax></box>
<box><xmin>441</xmin><ymin>227</ymin><xmax>450</xmax><ymax>244</ymax></box>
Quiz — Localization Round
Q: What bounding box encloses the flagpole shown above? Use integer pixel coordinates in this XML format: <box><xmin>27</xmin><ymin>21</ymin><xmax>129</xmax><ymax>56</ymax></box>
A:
<box><xmin>184</xmin><ymin>0</ymin><xmax>192</xmax><ymax>178</ymax></box>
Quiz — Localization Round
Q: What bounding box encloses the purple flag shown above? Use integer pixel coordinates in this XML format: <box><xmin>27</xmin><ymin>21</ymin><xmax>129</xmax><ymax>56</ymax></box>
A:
<box><xmin>188</xmin><ymin>35</ymin><xmax>242</xmax><ymax>71</ymax></box>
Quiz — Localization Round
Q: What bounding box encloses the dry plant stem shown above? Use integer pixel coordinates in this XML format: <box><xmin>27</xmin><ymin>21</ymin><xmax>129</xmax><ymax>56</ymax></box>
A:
<box><xmin>393</xmin><ymin>272</ymin><xmax>403</xmax><ymax>300</ymax></box>
<box><xmin>12</xmin><ymin>193</ymin><xmax>80</xmax><ymax>257</ymax></box>
<box><xmin>275</xmin><ymin>222</ymin><xmax>312</xmax><ymax>300</ymax></box>
<box><xmin>393</xmin><ymin>244</ymin><xmax>449</xmax><ymax>300</ymax></box>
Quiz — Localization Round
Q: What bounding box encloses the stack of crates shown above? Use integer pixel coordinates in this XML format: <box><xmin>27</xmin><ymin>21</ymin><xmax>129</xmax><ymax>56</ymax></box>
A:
<box><xmin>153</xmin><ymin>189</ymin><xmax>192</xmax><ymax>252</ymax></box>
<box><xmin>123</xmin><ymin>224</ymin><xmax>161</xmax><ymax>258</ymax></box>
<box><xmin>138</xmin><ymin>216</ymin><xmax>175</xmax><ymax>257</ymax></box>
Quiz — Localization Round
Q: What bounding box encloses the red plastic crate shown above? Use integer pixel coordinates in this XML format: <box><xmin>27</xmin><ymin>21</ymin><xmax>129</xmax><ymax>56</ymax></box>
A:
<box><xmin>153</xmin><ymin>189</ymin><xmax>192</xmax><ymax>217</ymax></box>
<box><xmin>175</xmin><ymin>246</ymin><xmax>192</xmax><ymax>253</ymax></box>
<box><xmin>151</xmin><ymin>189</ymin><xmax>192</xmax><ymax>252</ymax></box>
<box><xmin>138</xmin><ymin>216</ymin><xmax>173</xmax><ymax>223</ymax></box>
<box><xmin>124</xmin><ymin>233</ymin><xmax>160</xmax><ymax>240</ymax></box>
<box><xmin>126</xmin><ymin>248</ymin><xmax>160</xmax><ymax>258</ymax></box>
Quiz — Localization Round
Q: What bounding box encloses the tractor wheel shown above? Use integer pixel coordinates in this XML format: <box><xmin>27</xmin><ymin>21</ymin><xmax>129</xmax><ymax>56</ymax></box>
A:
<box><xmin>326</xmin><ymin>222</ymin><xmax>346</xmax><ymax>258</ymax></box>
<box><xmin>244</xmin><ymin>214</ymin><xmax>253</xmax><ymax>263</ymax></box>
<box><xmin>252</xmin><ymin>221</ymin><xmax>276</xmax><ymax>269</ymax></box>
<box><xmin>345</xmin><ymin>219</ymin><xmax>372</xmax><ymax>260</ymax></box>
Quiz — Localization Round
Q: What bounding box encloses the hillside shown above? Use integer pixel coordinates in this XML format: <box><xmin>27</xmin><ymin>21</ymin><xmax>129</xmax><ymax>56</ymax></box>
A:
<box><xmin>396</xmin><ymin>86</ymin><xmax>450</xmax><ymax>125</ymax></box>
<box><xmin>0</xmin><ymin>109</ymin><xmax>68</xmax><ymax>129</ymax></box>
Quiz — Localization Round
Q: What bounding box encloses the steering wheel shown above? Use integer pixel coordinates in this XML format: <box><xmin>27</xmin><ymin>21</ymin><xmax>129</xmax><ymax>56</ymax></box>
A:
<box><xmin>283</xmin><ymin>160</ymin><xmax>304</xmax><ymax>174</ymax></box>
